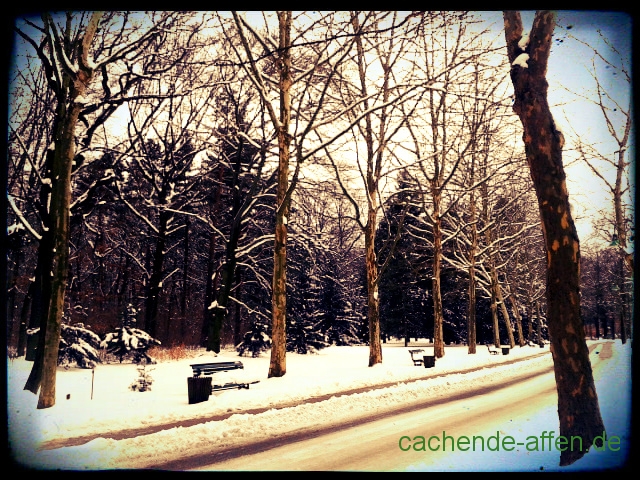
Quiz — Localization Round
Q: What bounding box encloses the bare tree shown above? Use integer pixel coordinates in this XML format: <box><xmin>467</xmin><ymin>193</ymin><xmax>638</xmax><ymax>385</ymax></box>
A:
<box><xmin>503</xmin><ymin>10</ymin><xmax>605</xmax><ymax>465</ymax></box>
<box><xmin>13</xmin><ymin>11</ymin><xmax>184</xmax><ymax>407</ymax></box>
<box><xmin>565</xmin><ymin>29</ymin><xmax>633</xmax><ymax>343</ymax></box>
<box><xmin>228</xmin><ymin>11</ymin><xmax>407</xmax><ymax>374</ymax></box>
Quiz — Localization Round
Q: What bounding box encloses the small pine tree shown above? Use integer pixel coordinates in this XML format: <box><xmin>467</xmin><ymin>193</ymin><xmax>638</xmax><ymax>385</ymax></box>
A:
<box><xmin>236</xmin><ymin>321</ymin><xmax>271</xmax><ymax>357</ymax></box>
<box><xmin>130</xmin><ymin>364</ymin><xmax>154</xmax><ymax>392</ymax></box>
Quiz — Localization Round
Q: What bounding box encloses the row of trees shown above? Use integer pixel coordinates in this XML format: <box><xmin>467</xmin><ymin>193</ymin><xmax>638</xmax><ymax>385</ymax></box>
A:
<box><xmin>5</xmin><ymin>11</ymin><xmax>633</xmax><ymax>465</ymax></box>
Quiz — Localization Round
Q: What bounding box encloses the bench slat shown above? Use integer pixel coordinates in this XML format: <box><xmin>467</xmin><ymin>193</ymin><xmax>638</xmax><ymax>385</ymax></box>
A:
<box><xmin>191</xmin><ymin>361</ymin><xmax>244</xmax><ymax>377</ymax></box>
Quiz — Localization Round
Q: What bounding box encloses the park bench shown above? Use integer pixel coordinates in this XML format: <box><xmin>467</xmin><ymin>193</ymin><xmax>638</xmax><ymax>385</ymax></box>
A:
<box><xmin>408</xmin><ymin>349</ymin><xmax>425</xmax><ymax>366</ymax></box>
<box><xmin>487</xmin><ymin>344</ymin><xmax>500</xmax><ymax>355</ymax></box>
<box><xmin>188</xmin><ymin>361</ymin><xmax>258</xmax><ymax>404</ymax></box>
<box><xmin>409</xmin><ymin>348</ymin><xmax>436</xmax><ymax>368</ymax></box>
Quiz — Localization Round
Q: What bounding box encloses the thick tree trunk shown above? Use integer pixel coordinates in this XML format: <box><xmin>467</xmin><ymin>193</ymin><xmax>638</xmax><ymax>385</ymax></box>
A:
<box><xmin>268</xmin><ymin>11</ymin><xmax>292</xmax><ymax>378</ymax></box>
<box><xmin>504</xmin><ymin>10</ymin><xmax>605</xmax><ymax>465</ymax></box>
<box><xmin>37</xmin><ymin>99</ymin><xmax>83</xmax><ymax>409</ymax></box>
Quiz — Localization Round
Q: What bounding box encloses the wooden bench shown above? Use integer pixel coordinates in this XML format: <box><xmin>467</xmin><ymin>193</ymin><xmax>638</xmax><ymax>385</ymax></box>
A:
<box><xmin>190</xmin><ymin>361</ymin><xmax>257</xmax><ymax>392</ymax></box>
<box><xmin>487</xmin><ymin>344</ymin><xmax>500</xmax><ymax>355</ymax></box>
<box><xmin>408</xmin><ymin>349</ymin><xmax>425</xmax><ymax>366</ymax></box>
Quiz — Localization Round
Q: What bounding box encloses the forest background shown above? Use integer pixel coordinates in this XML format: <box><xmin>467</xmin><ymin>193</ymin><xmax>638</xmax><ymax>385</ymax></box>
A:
<box><xmin>4</xmin><ymin>11</ymin><xmax>634</xmax><ymax>387</ymax></box>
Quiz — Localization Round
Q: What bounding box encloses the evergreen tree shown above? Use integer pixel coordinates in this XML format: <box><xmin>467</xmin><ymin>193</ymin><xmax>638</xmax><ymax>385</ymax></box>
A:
<box><xmin>57</xmin><ymin>323</ymin><xmax>102</xmax><ymax>369</ymax></box>
<box><xmin>236</xmin><ymin>320</ymin><xmax>272</xmax><ymax>358</ymax></box>
<box><xmin>377</xmin><ymin>173</ymin><xmax>431</xmax><ymax>343</ymax></box>
<box><xmin>286</xmin><ymin>238</ymin><xmax>329</xmax><ymax>354</ymax></box>
<box><xmin>100</xmin><ymin>326</ymin><xmax>161</xmax><ymax>364</ymax></box>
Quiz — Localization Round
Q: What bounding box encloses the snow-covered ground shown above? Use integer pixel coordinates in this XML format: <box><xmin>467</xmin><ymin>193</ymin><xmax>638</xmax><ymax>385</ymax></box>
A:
<box><xmin>7</xmin><ymin>339</ymin><xmax>631</xmax><ymax>471</ymax></box>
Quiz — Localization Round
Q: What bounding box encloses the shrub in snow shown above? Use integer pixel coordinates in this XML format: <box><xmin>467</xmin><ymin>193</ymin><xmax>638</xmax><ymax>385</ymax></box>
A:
<box><xmin>236</xmin><ymin>323</ymin><xmax>271</xmax><ymax>358</ymax></box>
<box><xmin>130</xmin><ymin>364</ymin><xmax>154</xmax><ymax>392</ymax></box>
<box><xmin>100</xmin><ymin>326</ymin><xmax>161</xmax><ymax>364</ymax></box>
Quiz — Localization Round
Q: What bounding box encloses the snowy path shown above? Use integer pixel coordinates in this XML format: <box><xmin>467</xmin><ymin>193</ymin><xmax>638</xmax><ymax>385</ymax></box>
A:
<box><xmin>172</xmin><ymin>359</ymin><xmax>559</xmax><ymax>470</ymax></box>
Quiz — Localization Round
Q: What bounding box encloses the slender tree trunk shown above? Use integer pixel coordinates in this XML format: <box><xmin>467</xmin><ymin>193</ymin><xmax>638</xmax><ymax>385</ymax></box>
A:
<box><xmin>202</xmin><ymin>232</ymin><xmax>220</xmax><ymax>348</ymax></box>
<box><xmin>268</xmin><ymin>11</ymin><xmax>292</xmax><ymax>378</ymax></box>
<box><xmin>496</xmin><ymin>285</ymin><xmax>516</xmax><ymax>348</ymax></box>
<box><xmin>365</xmin><ymin>208</ymin><xmax>382</xmax><ymax>366</ymax></box>
<box><xmin>526</xmin><ymin>302</ymin><xmax>534</xmax><ymax>343</ymax></box>
<box><xmin>181</xmin><ymin>217</ymin><xmax>190</xmax><ymax>317</ymax></box>
<box><xmin>490</xmin><ymin>276</ymin><xmax>501</xmax><ymax>347</ymax></box>
<box><xmin>431</xmin><ymin>191</ymin><xmax>445</xmax><ymax>358</ymax></box>
<box><xmin>508</xmin><ymin>294</ymin><xmax>526</xmax><ymax>347</ymax></box>
<box><xmin>504</xmin><ymin>10</ymin><xmax>605</xmax><ymax>465</ymax></box>
<box><xmin>535</xmin><ymin>300</ymin><xmax>543</xmax><ymax>347</ymax></box>
<box><xmin>594</xmin><ymin>253</ymin><xmax>603</xmax><ymax>339</ymax></box>
<box><xmin>467</xmin><ymin>188</ymin><xmax>478</xmax><ymax>354</ymax></box>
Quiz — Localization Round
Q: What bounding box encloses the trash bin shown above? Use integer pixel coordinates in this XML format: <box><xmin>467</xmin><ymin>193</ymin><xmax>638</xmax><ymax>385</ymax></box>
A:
<box><xmin>188</xmin><ymin>376</ymin><xmax>212</xmax><ymax>404</ymax></box>
<box><xmin>502</xmin><ymin>347</ymin><xmax>510</xmax><ymax>355</ymax></box>
<box><xmin>423</xmin><ymin>355</ymin><xmax>436</xmax><ymax>368</ymax></box>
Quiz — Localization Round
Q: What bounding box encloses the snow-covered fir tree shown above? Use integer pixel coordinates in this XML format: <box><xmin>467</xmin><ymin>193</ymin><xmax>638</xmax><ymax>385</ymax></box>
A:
<box><xmin>58</xmin><ymin>323</ymin><xmax>102</xmax><ymax>369</ymax></box>
<box><xmin>100</xmin><ymin>327</ymin><xmax>161</xmax><ymax>364</ymax></box>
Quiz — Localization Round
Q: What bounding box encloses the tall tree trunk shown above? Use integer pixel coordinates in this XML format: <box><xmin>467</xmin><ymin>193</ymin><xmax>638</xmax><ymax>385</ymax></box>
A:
<box><xmin>496</xmin><ymin>283</ymin><xmax>516</xmax><ymax>348</ymax></box>
<box><xmin>365</xmin><ymin>207</ymin><xmax>382</xmax><ymax>366</ymax></box>
<box><xmin>181</xmin><ymin>217</ymin><xmax>190</xmax><ymax>317</ymax></box>
<box><xmin>431</xmin><ymin>196</ymin><xmax>445</xmax><ymax>358</ymax></box>
<box><xmin>36</xmin><ymin>85</ymin><xmax>85</xmax><ymax>408</ymax></box>
<box><xmin>508</xmin><ymin>293</ymin><xmax>526</xmax><ymax>347</ymax></box>
<box><xmin>535</xmin><ymin>300</ymin><xmax>543</xmax><ymax>347</ymax></box>
<box><xmin>504</xmin><ymin>10</ymin><xmax>605</xmax><ymax>465</ymax></box>
<box><xmin>467</xmin><ymin>186</ymin><xmax>478</xmax><ymax>354</ymax></box>
<box><xmin>526</xmin><ymin>302</ymin><xmax>534</xmax><ymax>343</ymax></box>
<box><xmin>268</xmin><ymin>11</ymin><xmax>292</xmax><ymax>378</ymax></box>
<box><xmin>594</xmin><ymin>252</ymin><xmax>603</xmax><ymax>339</ymax></box>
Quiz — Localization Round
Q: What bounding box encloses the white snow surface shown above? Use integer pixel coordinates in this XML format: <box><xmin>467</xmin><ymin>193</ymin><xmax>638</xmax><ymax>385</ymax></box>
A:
<box><xmin>512</xmin><ymin>53</ymin><xmax>530</xmax><ymax>68</ymax></box>
<box><xmin>7</xmin><ymin>339</ymin><xmax>631</xmax><ymax>471</ymax></box>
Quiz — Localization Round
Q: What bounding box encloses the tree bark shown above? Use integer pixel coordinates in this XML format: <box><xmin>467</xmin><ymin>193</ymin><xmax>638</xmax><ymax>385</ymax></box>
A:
<box><xmin>503</xmin><ymin>10</ymin><xmax>605</xmax><ymax>465</ymax></box>
<box><xmin>268</xmin><ymin>11</ymin><xmax>292</xmax><ymax>378</ymax></box>
<box><xmin>365</xmin><ymin>207</ymin><xmax>382</xmax><ymax>366</ymax></box>
<box><xmin>431</xmin><ymin>193</ymin><xmax>445</xmax><ymax>358</ymax></box>
<box><xmin>508</xmin><ymin>293</ymin><xmax>526</xmax><ymax>347</ymax></box>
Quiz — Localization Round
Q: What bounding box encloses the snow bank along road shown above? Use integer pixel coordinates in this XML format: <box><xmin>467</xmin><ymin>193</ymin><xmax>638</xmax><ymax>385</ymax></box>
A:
<box><xmin>155</xmin><ymin>343</ymin><xmax>614</xmax><ymax>471</ymax></box>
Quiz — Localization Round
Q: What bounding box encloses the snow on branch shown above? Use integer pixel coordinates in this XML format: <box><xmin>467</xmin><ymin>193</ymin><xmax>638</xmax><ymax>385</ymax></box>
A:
<box><xmin>8</xmin><ymin>195</ymin><xmax>42</xmax><ymax>241</ymax></box>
